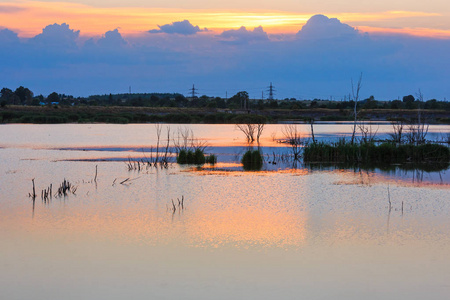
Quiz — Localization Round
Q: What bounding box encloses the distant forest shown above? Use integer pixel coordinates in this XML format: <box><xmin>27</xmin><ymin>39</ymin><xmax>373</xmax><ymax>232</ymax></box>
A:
<box><xmin>1</xmin><ymin>86</ymin><xmax>450</xmax><ymax>111</ymax></box>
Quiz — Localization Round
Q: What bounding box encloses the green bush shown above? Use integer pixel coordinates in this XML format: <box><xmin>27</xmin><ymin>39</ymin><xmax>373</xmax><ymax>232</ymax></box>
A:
<box><xmin>205</xmin><ymin>154</ymin><xmax>217</xmax><ymax>164</ymax></box>
<box><xmin>194</xmin><ymin>149</ymin><xmax>206</xmax><ymax>164</ymax></box>
<box><xmin>177</xmin><ymin>149</ymin><xmax>188</xmax><ymax>164</ymax></box>
<box><xmin>177</xmin><ymin>149</ymin><xmax>206</xmax><ymax>165</ymax></box>
<box><xmin>241</xmin><ymin>150</ymin><xmax>263</xmax><ymax>171</ymax></box>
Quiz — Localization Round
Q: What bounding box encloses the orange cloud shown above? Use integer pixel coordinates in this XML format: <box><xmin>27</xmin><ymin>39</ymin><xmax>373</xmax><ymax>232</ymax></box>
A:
<box><xmin>0</xmin><ymin>1</ymin><xmax>447</xmax><ymax>39</ymax></box>
<box><xmin>357</xmin><ymin>26</ymin><xmax>450</xmax><ymax>39</ymax></box>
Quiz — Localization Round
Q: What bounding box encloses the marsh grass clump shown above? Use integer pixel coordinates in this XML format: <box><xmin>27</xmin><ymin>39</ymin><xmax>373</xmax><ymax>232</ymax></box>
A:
<box><xmin>303</xmin><ymin>140</ymin><xmax>449</xmax><ymax>164</ymax></box>
<box><xmin>177</xmin><ymin>149</ymin><xmax>206</xmax><ymax>165</ymax></box>
<box><xmin>205</xmin><ymin>154</ymin><xmax>217</xmax><ymax>164</ymax></box>
<box><xmin>56</xmin><ymin>179</ymin><xmax>77</xmax><ymax>196</ymax></box>
<box><xmin>241</xmin><ymin>150</ymin><xmax>263</xmax><ymax>171</ymax></box>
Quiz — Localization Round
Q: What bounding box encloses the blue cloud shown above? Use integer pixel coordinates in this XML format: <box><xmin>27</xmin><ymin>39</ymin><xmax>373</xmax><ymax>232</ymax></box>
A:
<box><xmin>30</xmin><ymin>23</ymin><xmax>80</xmax><ymax>48</ymax></box>
<box><xmin>0</xmin><ymin>16</ymin><xmax>449</xmax><ymax>100</ymax></box>
<box><xmin>297</xmin><ymin>14</ymin><xmax>361</xmax><ymax>40</ymax></box>
<box><xmin>97</xmin><ymin>29</ymin><xmax>127</xmax><ymax>47</ymax></box>
<box><xmin>149</xmin><ymin>20</ymin><xmax>206</xmax><ymax>35</ymax></box>
<box><xmin>219</xmin><ymin>26</ymin><xmax>269</xmax><ymax>44</ymax></box>
<box><xmin>0</xmin><ymin>28</ymin><xmax>20</xmax><ymax>44</ymax></box>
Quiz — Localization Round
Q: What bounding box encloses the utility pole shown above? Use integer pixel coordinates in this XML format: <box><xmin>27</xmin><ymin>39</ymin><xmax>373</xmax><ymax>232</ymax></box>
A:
<box><xmin>189</xmin><ymin>84</ymin><xmax>198</xmax><ymax>99</ymax></box>
<box><xmin>261</xmin><ymin>91</ymin><xmax>264</xmax><ymax>101</ymax></box>
<box><xmin>129</xmin><ymin>86</ymin><xmax>131</xmax><ymax>94</ymax></box>
<box><xmin>267</xmin><ymin>82</ymin><xmax>275</xmax><ymax>100</ymax></box>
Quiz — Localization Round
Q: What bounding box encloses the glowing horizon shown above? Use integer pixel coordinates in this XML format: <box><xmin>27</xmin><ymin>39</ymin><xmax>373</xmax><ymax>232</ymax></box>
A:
<box><xmin>0</xmin><ymin>1</ymin><xmax>449</xmax><ymax>39</ymax></box>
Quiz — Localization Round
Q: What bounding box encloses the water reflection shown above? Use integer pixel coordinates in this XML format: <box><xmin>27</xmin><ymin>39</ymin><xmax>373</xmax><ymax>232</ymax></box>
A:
<box><xmin>1</xmin><ymin>124</ymin><xmax>450</xmax><ymax>299</ymax></box>
<box><xmin>304</xmin><ymin>163</ymin><xmax>449</xmax><ymax>186</ymax></box>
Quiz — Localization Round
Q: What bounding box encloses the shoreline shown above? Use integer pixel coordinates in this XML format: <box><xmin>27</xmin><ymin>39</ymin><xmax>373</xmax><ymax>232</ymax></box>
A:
<box><xmin>1</xmin><ymin>105</ymin><xmax>449</xmax><ymax>124</ymax></box>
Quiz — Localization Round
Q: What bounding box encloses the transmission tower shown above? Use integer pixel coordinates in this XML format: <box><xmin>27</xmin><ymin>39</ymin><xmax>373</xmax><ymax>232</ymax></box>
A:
<box><xmin>189</xmin><ymin>84</ymin><xmax>198</xmax><ymax>99</ymax></box>
<box><xmin>267</xmin><ymin>82</ymin><xmax>275</xmax><ymax>100</ymax></box>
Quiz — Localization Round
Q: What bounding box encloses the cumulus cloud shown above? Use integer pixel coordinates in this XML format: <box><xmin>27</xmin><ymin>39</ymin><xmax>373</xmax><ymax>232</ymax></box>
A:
<box><xmin>30</xmin><ymin>23</ymin><xmax>80</xmax><ymax>48</ymax></box>
<box><xmin>149</xmin><ymin>20</ymin><xmax>207</xmax><ymax>35</ymax></box>
<box><xmin>0</xmin><ymin>17</ymin><xmax>449</xmax><ymax>100</ymax></box>
<box><xmin>296</xmin><ymin>14</ymin><xmax>361</xmax><ymax>40</ymax></box>
<box><xmin>219</xmin><ymin>26</ymin><xmax>269</xmax><ymax>44</ymax></box>
<box><xmin>0</xmin><ymin>28</ymin><xmax>20</xmax><ymax>44</ymax></box>
<box><xmin>97</xmin><ymin>29</ymin><xmax>127</xmax><ymax>47</ymax></box>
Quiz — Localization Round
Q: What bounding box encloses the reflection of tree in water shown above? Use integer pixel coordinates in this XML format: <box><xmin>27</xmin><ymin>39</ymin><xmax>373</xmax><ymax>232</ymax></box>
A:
<box><xmin>304</xmin><ymin>162</ymin><xmax>449</xmax><ymax>185</ymax></box>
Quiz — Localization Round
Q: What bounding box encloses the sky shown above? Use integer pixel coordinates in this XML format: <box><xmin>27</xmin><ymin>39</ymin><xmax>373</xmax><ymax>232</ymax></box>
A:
<box><xmin>0</xmin><ymin>0</ymin><xmax>449</xmax><ymax>100</ymax></box>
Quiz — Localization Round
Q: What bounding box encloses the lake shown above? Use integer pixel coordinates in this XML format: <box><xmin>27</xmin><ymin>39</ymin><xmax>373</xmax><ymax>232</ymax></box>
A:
<box><xmin>1</xmin><ymin>123</ymin><xmax>449</xmax><ymax>300</ymax></box>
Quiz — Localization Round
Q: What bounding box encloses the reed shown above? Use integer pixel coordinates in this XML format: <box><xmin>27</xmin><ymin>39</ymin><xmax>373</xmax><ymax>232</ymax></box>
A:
<box><xmin>168</xmin><ymin>196</ymin><xmax>186</xmax><ymax>214</ymax></box>
<box><xmin>56</xmin><ymin>179</ymin><xmax>77</xmax><ymax>196</ymax></box>
<box><xmin>303</xmin><ymin>140</ymin><xmax>449</xmax><ymax>164</ymax></box>
<box><xmin>41</xmin><ymin>184</ymin><xmax>53</xmax><ymax>203</ymax></box>
<box><xmin>28</xmin><ymin>178</ymin><xmax>37</xmax><ymax>201</ymax></box>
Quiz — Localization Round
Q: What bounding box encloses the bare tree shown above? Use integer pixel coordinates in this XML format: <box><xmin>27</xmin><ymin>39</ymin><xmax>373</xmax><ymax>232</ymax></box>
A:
<box><xmin>236</xmin><ymin>117</ymin><xmax>265</xmax><ymax>143</ymax></box>
<box><xmin>155</xmin><ymin>123</ymin><xmax>162</xmax><ymax>163</ymax></box>
<box><xmin>282</xmin><ymin>124</ymin><xmax>303</xmax><ymax>161</ymax></box>
<box><xmin>358</xmin><ymin>121</ymin><xmax>378</xmax><ymax>144</ymax></box>
<box><xmin>405</xmin><ymin>89</ymin><xmax>429</xmax><ymax>145</ymax></box>
<box><xmin>236</xmin><ymin>123</ymin><xmax>256</xmax><ymax>143</ymax></box>
<box><xmin>350</xmin><ymin>73</ymin><xmax>363</xmax><ymax>145</ymax></box>
<box><xmin>308</xmin><ymin>118</ymin><xmax>316</xmax><ymax>144</ymax></box>
<box><xmin>173</xmin><ymin>126</ymin><xmax>191</xmax><ymax>152</ymax></box>
<box><xmin>389</xmin><ymin>120</ymin><xmax>404</xmax><ymax>144</ymax></box>
<box><xmin>161</xmin><ymin>126</ymin><xmax>171</xmax><ymax>166</ymax></box>
<box><xmin>173</xmin><ymin>126</ymin><xmax>207</xmax><ymax>152</ymax></box>
<box><xmin>256</xmin><ymin>123</ymin><xmax>265</xmax><ymax>143</ymax></box>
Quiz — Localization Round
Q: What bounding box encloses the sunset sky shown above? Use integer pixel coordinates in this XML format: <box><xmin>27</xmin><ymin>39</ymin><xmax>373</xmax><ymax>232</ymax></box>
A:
<box><xmin>1</xmin><ymin>0</ymin><xmax>449</xmax><ymax>99</ymax></box>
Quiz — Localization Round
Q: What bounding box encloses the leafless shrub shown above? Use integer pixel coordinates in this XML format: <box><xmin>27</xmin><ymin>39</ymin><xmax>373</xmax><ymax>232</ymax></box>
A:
<box><xmin>236</xmin><ymin>123</ymin><xmax>256</xmax><ymax>143</ymax></box>
<box><xmin>350</xmin><ymin>73</ymin><xmax>363</xmax><ymax>145</ymax></box>
<box><xmin>155</xmin><ymin>123</ymin><xmax>162</xmax><ymax>163</ymax></box>
<box><xmin>282</xmin><ymin>124</ymin><xmax>303</xmax><ymax>161</ymax></box>
<box><xmin>358</xmin><ymin>121</ymin><xmax>378</xmax><ymax>144</ymax></box>
<box><xmin>405</xmin><ymin>90</ymin><xmax>429</xmax><ymax>145</ymax></box>
<box><xmin>405</xmin><ymin>123</ymin><xmax>429</xmax><ymax>145</ymax></box>
<box><xmin>173</xmin><ymin>127</ymin><xmax>207</xmax><ymax>153</ymax></box>
<box><xmin>389</xmin><ymin>120</ymin><xmax>405</xmax><ymax>144</ymax></box>
<box><xmin>256</xmin><ymin>123</ymin><xmax>265</xmax><ymax>142</ymax></box>
<box><xmin>270</xmin><ymin>131</ymin><xmax>277</xmax><ymax>142</ymax></box>
<box><xmin>309</xmin><ymin>118</ymin><xmax>316</xmax><ymax>144</ymax></box>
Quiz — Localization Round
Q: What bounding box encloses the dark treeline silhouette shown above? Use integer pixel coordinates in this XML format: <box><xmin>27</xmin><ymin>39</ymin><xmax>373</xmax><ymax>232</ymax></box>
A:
<box><xmin>1</xmin><ymin>86</ymin><xmax>450</xmax><ymax>125</ymax></box>
<box><xmin>1</xmin><ymin>86</ymin><xmax>450</xmax><ymax>111</ymax></box>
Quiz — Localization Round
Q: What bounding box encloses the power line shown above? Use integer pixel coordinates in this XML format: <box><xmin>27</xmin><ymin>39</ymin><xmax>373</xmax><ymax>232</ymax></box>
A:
<box><xmin>267</xmin><ymin>82</ymin><xmax>275</xmax><ymax>100</ymax></box>
<box><xmin>189</xmin><ymin>84</ymin><xmax>198</xmax><ymax>99</ymax></box>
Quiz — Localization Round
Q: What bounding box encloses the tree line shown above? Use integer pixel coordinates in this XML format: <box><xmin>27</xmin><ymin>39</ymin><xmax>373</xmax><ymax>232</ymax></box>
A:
<box><xmin>1</xmin><ymin>86</ymin><xmax>449</xmax><ymax>111</ymax></box>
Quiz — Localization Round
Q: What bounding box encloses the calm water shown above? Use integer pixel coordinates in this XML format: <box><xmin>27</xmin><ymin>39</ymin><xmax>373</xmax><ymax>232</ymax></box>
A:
<box><xmin>1</xmin><ymin>124</ymin><xmax>449</xmax><ymax>300</ymax></box>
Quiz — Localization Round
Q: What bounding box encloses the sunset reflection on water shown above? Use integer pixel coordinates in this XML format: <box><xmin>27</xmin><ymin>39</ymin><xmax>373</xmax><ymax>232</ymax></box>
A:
<box><xmin>1</xmin><ymin>124</ymin><xmax>450</xmax><ymax>300</ymax></box>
